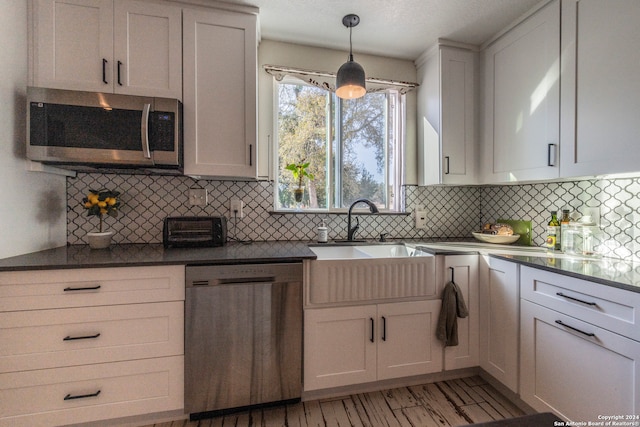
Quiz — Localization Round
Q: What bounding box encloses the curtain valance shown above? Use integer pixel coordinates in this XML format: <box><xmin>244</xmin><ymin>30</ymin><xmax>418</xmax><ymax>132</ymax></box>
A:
<box><xmin>263</xmin><ymin>64</ymin><xmax>418</xmax><ymax>94</ymax></box>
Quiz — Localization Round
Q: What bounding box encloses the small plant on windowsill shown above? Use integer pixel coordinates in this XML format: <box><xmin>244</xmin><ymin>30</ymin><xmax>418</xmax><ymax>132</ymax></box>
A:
<box><xmin>81</xmin><ymin>189</ymin><xmax>121</xmax><ymax>249</ymax></box>
<box><xmin>285</xmin><ymin>161</ymin><xmax>314</xmax><ymax>203</ymax></box>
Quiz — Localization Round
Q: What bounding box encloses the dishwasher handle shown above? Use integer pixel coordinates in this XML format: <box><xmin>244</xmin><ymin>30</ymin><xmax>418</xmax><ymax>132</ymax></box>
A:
<box><xmin>190</xmin><ymin>276</ymin><xmax>276</xmax><ymax>286</ymax></box>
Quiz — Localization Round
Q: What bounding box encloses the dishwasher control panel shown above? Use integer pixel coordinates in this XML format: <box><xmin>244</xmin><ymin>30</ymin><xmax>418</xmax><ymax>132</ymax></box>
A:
<box><xmin>185</xmin><ymin>263</ymin><xmax>303</xmax><ymax>287</ymax></box>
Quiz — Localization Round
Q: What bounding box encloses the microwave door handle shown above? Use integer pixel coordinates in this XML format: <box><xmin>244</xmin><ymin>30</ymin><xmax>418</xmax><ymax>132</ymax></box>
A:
<box><xmin>141</xmin><ymin>103</ymin><xmax>152</xmax><ymax>160</ymax></box>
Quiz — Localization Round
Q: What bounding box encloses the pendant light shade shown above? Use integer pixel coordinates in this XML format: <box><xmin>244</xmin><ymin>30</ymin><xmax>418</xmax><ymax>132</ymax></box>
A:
<box><xmin>336</xmin><ymin>14</ymin><xmax>366</xmax><ymax>99</ymax></box>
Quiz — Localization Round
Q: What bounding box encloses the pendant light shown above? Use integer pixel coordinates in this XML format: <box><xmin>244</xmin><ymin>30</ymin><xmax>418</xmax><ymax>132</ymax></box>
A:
<box><xmin>336</xmin><ymin>14</ymin><xmax>366</xmax><ymax>99</ymax></box>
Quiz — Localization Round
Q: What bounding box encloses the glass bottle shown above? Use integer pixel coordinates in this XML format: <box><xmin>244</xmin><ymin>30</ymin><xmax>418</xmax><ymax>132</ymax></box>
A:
<box><xmin>560</xmin><ymin>209</ymin><xmax>571</xmax><ymax>252</ymax></box>
<box><xmin>546</xmin><ymin>211</ymin><xmax>560</xmax><ymax>250</ymax></box>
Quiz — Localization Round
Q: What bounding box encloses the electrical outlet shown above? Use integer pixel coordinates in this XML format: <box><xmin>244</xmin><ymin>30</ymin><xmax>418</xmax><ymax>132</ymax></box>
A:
<box><xmin>415</xmin><ymin>209</ymin><xmax>427</xmax><ymax>229</ymax></box>
<box><xmin>188</xmin><ymin>188</ymin><xmax>207</xmax><ymax>206</ymax></box>
<box><xmin>229</xmin><ymin>199</ymin><xmax>244</xmax><ymax>218</ymax></box>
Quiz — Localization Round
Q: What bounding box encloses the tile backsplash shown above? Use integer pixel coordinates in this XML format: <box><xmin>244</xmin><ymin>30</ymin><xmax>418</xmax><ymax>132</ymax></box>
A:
<box><xmin>67</xmin><ymin>174</ymin><xmax>640</xmax><ymax>261</ymax></box>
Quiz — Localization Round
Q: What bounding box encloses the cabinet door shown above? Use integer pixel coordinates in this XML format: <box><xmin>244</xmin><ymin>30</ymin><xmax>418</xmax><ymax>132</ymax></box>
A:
<box><xmin>32</xmin><ymin>0</ymin><xmax>113</xmax><ymax>92</ymax></box>
<box><xmin>440</xmin><ymin>47</ymin><xmax>476</xmax><ymax>185</ymax></box>
<box><xmin>560</xmin><ymin>0</ymin><xmax>640</xmax><ymax>177</ymax></box>
<box><xmin>304</xmin><ymin>305</ymin><xmax>377</xmax><ymax>391</ymax></box>
<box><xmin>521</xmin><ymin>300</ymin><xmax>640</xmax><ymax>420</ymax></box>
<box><xmin>481</xmin><ymin>1</ymin><xmax>559</xmax><ymax>183</ymax></box>
<box><xmin>418</xmin><ymin>46</ymin><xmax>476</xmax><ymax>185</ymax></box>
<box><xmin>377</xmin><ymin>300</ymin><xmax>442</xmax><ymax>380</ymax></box>
<box><xmin>113</xmin><ymin>0</ymin><xmax>182</xmax><ymax>99</ymax></box>
<box><xmin>183</xmin><ymin>8</ymin><xmax>257</xmax><ymax>178</ymax></box>
<box><xmin>443</xmin><ymin>255</ymin><xmax>479</xmax><ymax>370</ymax></box>
<box><xmin>479</xmin><ymin>256</ymin><xmax>519</xmax><ymax>392</ymax></box>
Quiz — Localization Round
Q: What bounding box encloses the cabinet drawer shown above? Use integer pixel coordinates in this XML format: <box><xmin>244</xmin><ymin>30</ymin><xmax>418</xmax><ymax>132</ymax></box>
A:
<box><xmin>0</xmin><ymin>265</ymin><xmax>184</xmax><ymax>312</ymax></box>
<box><xmin>520</xmin><ymin>300</ymin><xmax>640</xmax><ymax>420</ymax></box>
<box><xmin>0</xmin><ymin>356</ymin><xmax>183</xmax><ymax>427</ymax></box>
<box><xmin>0</xmin><ymin>301</ymin><xmax>183</xmax><ymax>373</ymax></box>
<box><xmin>520</xmin><ymin>266</ymin><xmax>640</xmax><ymax>341</ymax></box>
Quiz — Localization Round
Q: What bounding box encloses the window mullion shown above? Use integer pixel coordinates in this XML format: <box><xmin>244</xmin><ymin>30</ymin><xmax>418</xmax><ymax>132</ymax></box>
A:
<box><xmin>325</xmin><ymin>92</ymin><xmax>333</xmax><ymax>210</ymax></box>
<box><xmin>334</xmin><ymin>95</ymin><xmax>343</xmax><ymax>209</ymax></box>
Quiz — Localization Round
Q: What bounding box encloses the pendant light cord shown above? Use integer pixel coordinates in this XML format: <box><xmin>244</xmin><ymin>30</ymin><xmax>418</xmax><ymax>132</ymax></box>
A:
<box><xmin>349</xmin><ymin>25</ymin><xmax>354</xmax><ymax>61</ymax></box>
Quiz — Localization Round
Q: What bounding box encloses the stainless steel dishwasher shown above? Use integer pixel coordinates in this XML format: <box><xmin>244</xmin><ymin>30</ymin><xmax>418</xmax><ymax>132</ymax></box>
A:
<box><xmin>184</xmin><ymin>262</ymin><xmax>302</xmax><ymax>420</ymax></box>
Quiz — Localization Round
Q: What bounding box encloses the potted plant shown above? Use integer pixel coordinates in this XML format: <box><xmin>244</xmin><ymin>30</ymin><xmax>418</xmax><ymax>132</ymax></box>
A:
<box><xmin>82</xmin><ymin>189</ymin><xmax>121</xmax><ymax>249</ymax></box>
<box><xmin>285</xmin><ymin>161</ymin><xmax>314</xmax><ymax>203</ymax></box>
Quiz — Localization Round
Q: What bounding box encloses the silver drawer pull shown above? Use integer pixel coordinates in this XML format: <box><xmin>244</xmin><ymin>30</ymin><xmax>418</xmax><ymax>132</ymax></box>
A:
<box><xmin>555</xmin><ymin>320</ymin><xmax>596</xmax><ymax>337</ymax></box>
<box><xmin>63</xmin><ymin>333</ymin><xmax>101</xmax><ymax>341</ymax></box>
<box><xmin>64</xmin><ymin>390</ymin><xmax>101</xmax><ymax>401</ymax></box>
<box><xmin>64</xmin><ymin>285</ymin><xmax>101</xmax><ymax>292</ymax></box>
<box><xmin>556</xmin><ymin>292</ymin><xmax>597</xmax><ymax>306</ymax></box>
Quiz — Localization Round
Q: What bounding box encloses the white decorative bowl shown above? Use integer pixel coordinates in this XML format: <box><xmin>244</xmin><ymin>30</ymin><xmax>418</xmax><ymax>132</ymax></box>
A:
<box><xmin>472</xmin><ymin>232</ymin><xmax>520</xmax><ymax>244</ymax></box>
<box><xmin>87</xmin><ymin>231</ymin><xmax>114</xmax><ymax>249</ymax></box>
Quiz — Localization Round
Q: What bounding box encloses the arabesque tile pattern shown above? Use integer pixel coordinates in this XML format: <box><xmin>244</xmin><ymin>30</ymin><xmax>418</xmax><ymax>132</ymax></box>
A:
<box><xmin>67</xmin><ymin>174</ymin><xmax>640</xmax><ymax>261</ymax></box>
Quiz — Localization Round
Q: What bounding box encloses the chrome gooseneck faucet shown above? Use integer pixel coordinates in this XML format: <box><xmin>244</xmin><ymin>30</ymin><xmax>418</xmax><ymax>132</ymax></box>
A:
<box><xmin>347</xmin><ymin>198</ymin><xmax>379</xmax><ymax>241</ymax></box>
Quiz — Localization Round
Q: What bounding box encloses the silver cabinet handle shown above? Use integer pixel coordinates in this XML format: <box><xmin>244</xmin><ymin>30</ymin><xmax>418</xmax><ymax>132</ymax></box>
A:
<box><xmin>444</xmin><ymin>156</ymin><xmax>450</xmax><ymax>174</ymax></box>
<box><xmin>547</xmin><ymin>143</ymin><xmax>557</xmax><ymax>167</ymax></box>
<box><xmin>141</xmin><ymin>104</ymin><xmax>151</xmax><ymax>159</ymax></box>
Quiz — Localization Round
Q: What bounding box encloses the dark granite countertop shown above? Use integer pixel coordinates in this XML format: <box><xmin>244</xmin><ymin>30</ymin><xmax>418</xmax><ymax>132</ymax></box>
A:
<box><xmin>0</xmin><ymin>241</ymin><xmax>317</xmax><ymax>271</ymax></box>
<box><xmin>490</xmin><ymin>253</ymin><xmax>640</xmax><ymax>293</ymax></box>
<box><xmin>1</xmin><ymin>239</ymin><xmax>639</xmax><ymax>294</ymax></box>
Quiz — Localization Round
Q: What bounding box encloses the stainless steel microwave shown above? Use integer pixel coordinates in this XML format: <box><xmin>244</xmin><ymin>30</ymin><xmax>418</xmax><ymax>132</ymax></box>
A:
<box><xmin>27</xmin><ymin>87</ymin><xmax>182</xmax><ymax>171</ymax></box>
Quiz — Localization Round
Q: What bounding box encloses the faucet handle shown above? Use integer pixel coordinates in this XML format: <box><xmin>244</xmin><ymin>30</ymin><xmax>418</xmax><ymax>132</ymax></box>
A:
<box><xmin>348</xmin><ymin>217</ymin><xmax>360</xmax><ymax>241</ymax></box>
<box><xmin>379</xmin><ymin>233</ymin><xmax>388</xmax><ymax>242</ymax></box>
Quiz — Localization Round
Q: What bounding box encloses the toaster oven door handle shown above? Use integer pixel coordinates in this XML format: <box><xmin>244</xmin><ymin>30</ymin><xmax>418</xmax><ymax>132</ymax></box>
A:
<box><xmin>141</xmin><ymin>103</ymin><xmax>152</xmax><ymax>160</ymax></box>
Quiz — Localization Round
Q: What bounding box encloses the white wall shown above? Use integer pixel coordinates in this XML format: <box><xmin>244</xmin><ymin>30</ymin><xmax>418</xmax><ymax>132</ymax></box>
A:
<box><xmin>257</xmin><ymin>39</ymin><xmax>419</xmax><ymax>185</ymax></box>
<box><xmin>0</xmin><ymin>1</ymin><xmax>66</xmax><ymax>259</ymax></box>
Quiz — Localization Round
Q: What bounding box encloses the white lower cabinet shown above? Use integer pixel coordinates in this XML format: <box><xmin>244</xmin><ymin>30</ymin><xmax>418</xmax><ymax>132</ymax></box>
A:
<box><xmin>479</xmin><ymin>256</ymin><xmax>519</xmax><ymax>392</ymax></box>
<box><xmin>520</xmin><ymin>300</ymin><xmax>640</xmax><ymax>420</ymax></box>
<box><xmin>0</xmin><ymin>356</ymin><xmax>183</xmax><ymax>427</ymax></box>
<box><xmin>0</xmin><ymin>265</ymin><xmax>185</xmax><ymax>427</ymax></box>
<box><xmin>519</xmin><ymin>265</ymin><xmax>640</xmax><ymax>420</ymax></box>
<box><xmin>443</xmin><ymin>255</ymin><xmax>479</xmax><ymax>370</ymax></box>
<box><xmin>304</xmin><ymin>300</ymin><xmax>442</xmax><ymax>391</ymax></box>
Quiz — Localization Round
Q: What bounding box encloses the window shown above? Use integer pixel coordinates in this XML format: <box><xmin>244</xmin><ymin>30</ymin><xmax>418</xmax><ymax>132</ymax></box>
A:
<box><xmin>275</xmin><ymin>80</ymin><xmax>405</xmax><ymax>212</ymax></box>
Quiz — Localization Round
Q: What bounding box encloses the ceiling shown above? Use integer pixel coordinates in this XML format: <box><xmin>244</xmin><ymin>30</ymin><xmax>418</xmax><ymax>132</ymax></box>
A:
<box><xmin>218</xmin><ymin>0</ymin><xmax>543</xmax><ymax>60</ymax></box>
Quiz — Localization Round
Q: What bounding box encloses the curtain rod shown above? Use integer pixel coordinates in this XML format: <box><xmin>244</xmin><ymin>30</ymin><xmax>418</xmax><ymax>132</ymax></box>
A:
<box><xmin>263</xmin><ymin>64</ymin><xmax>419</xmax><ymax>89</ymax></box>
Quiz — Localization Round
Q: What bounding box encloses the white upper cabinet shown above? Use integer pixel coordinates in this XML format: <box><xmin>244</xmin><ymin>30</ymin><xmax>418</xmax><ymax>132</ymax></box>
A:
<box><xmin>560</xmin><ymin>0</ymin><xmax>640</xmax><ymax>178</ymax></box>
<box><xmin>182</xmin><ymin>8</ymin><xmax>258</xmax><ymax>179</ymax></box>
<box><xmin>32</xmin><ymin>0</ymin><xmax>182</xmax><ymax>99</ymax></box>
<box><xmin>417</xmin><ymin>44</ymin><xmax>477</xmax><ymax>185</ymax></box>
<box><xmin>112</xmin><ymin>0</ymin><xmax>182</xmax><ymax>98</ymax></box>
<box><xmin>480</xmin><ymin>1</ymin><xmax>560</xmax><ymax>184</ymax></box>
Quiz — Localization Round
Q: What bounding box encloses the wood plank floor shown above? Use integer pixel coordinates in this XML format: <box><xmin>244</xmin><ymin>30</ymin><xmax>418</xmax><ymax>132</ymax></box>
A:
<box><xmin>145</xmin><ymin>376</ymin><xmax>526</xmax><ymax>427</ymax></box>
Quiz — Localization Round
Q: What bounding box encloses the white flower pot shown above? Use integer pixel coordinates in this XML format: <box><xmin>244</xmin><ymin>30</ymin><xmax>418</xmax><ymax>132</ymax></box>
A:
<box><xmin>87</xmin><ymin>231</ymin><xmax>114</xmax><ymax>249</ymax></box>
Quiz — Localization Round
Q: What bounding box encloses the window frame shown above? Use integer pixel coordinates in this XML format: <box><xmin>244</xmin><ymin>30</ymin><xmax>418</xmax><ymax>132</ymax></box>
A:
<box><xmin>272</xmin><ymin>77</ymin><xmax>406</xmax><ymax>213</ymax></box>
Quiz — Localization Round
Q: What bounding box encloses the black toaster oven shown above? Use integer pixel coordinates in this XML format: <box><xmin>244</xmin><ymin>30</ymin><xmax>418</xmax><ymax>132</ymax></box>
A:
<box><xmin>163</xmin><ymin>216</ymin><xmax>227</xmax><ymax>248</ymax></box>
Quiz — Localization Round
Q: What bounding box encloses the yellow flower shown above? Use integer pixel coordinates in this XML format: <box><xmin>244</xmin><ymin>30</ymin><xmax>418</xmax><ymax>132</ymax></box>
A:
<box><xmin>81</xmin><ymin>189</ymin><xmax>122</xmax><ymax>233</ymax></box>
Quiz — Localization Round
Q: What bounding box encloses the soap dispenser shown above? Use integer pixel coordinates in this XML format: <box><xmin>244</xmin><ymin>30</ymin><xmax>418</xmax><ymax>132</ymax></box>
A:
<box><xmin>317</xmin><ymin>219</ymin><xmax>328</xmax><ymax>243</ymax></box>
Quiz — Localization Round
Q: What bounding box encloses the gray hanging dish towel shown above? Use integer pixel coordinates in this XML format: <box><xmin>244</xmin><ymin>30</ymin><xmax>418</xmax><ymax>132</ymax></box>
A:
<box><xmin>436</xmin><ymin>280</ymin><xmax>469</xmax><ymax>346</ymax></box>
